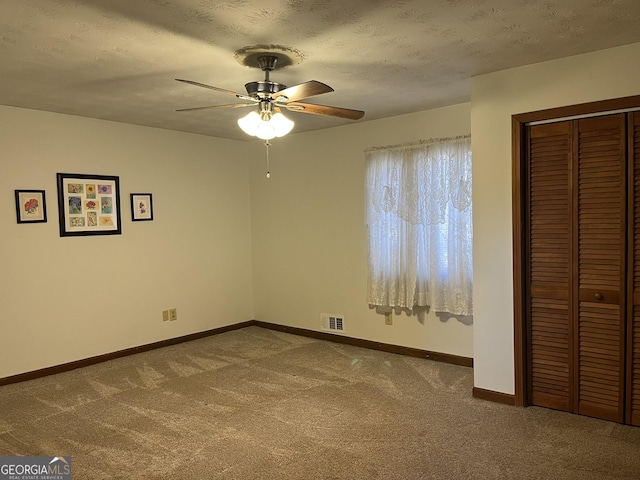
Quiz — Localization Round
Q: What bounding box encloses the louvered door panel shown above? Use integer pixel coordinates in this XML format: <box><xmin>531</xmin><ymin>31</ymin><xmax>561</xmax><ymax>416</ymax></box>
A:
<box><xmin>629</xmin><ymin>112</ymin><xmax>640</xmax><ymax>426</ymax></box>
<box><xmin>576</xmin><ymin>115</ymin><xmax>626</xmax><ymax>423</ymax></box>
<box><xmin>528</xmin><ymin>122</ymin><xmax>572</xmax><ymax>411</ymax></box>
<box><xmin>631</xmin><ymin>319</ymin><xmax>640</xmax><ymax>425</ymax></box>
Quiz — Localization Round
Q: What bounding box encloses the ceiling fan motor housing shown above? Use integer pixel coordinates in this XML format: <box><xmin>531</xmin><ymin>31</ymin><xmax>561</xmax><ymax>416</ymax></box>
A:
<box><xmin>245</xmin><ymin>80</ymin><xmax>287</xmax><ymax>98</ymax></box>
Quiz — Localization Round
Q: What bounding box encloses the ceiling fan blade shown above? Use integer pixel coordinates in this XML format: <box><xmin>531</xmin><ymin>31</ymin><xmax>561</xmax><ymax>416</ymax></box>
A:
<box><xmin>273</xmin><ymin>80</ymin><xmax>334</xmax><ymax>102</ymax></box>
<box><xmin>176</xmin><ymin>103</ymin><xmax>256</xmax><ymax>112</ymax></box>
<box><xmin>286</xmin><ymin>102</ymin><xmax>365</xmax><ymax>120</ymax></box>
<box><xmin>175</xmin><ymin>78</ymin><xmax>249</xmax><ymax>99</ymax></box>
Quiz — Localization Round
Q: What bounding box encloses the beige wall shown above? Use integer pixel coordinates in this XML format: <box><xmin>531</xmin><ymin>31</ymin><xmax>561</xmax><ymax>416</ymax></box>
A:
<box><xmin>0</xmin><ymin>106</ymin><xmax>253</xmax><ymax>378</ymax></box>
<box><xmin>2</xmin><ymin>102</ymin><xmax>473</xmax><ymax>381</ymax></box>
<box><xmin>471</xmin><ymin>42</ymin><xmax>640</xmax><ymax>394</ymax></box>
<box><xmin>249</xmin><ymin>103</ymin><xmax>474</xmax><ymax>357</ymax></box>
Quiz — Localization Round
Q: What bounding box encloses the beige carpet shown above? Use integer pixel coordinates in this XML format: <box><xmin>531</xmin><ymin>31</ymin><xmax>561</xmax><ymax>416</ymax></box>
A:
<box><xmin>1</xmin><ymin>326</ymin><xmax>639</xmax><ymax>479</ymax></box>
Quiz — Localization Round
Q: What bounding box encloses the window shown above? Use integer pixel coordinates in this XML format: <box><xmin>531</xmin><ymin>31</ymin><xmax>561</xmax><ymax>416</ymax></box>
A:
<box><xmin>365</xmin><ymin>136</ymin><xmax>472</xmax><ymax>316</ymax></box>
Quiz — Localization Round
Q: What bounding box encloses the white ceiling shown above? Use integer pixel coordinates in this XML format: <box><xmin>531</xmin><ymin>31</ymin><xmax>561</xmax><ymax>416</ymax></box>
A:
<box><xmin>2</xmin><ymin>0</ymin><xmax>640</xmax><ymax>141</ymax></box>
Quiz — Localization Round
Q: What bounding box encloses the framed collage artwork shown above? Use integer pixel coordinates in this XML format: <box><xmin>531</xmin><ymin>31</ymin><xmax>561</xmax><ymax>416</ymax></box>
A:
<box><xmin>56</xmin><ymin>173</ymin><xmax>122</xmax><ymax>237</ymax></box>
<box><xmin>15</xmin><ymin>190</ymin><xmax>47</xmax><ymax>224</ymax></box>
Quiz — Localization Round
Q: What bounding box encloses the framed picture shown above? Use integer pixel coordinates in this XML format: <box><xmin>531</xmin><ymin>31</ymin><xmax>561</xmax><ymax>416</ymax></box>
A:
<box><xmin>56</xmin><ymin>173</ymin><xmax>122</xmax><ymax>237</ymax></box>
<box><xmin>15</xmin><ymin>190</ymin><xmax>47</xmax><ymax>223</ymax></box>
<box><xmin>131</xmin><ymin>193</ymin><xmax>153</xmax><ymax>221</ymax></box>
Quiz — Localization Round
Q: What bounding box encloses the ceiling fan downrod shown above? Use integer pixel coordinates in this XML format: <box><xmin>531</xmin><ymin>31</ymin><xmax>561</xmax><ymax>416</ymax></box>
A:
<box><xmin>257</xmin><ymin>55</ymin><xmax>278</xmax><ymax>81</ymax></box>
<box><xmin>244</xmin><ymin>56</ymin><xmax>287</xmax><ymax>98</ymax></box>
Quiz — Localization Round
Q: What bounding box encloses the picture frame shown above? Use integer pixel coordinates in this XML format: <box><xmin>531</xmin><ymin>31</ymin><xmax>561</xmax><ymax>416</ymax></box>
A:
<box><xmin>130</xmin><ymin>193</ymin><xmax>153</xmax><ymax>221</ymax></box>
<box><xmin>15</xmin><ymin>190</ymin><xmax>47</xmax><ymax>224</ymax></box>
<box><xmin>56</xmin><ymin>173</ymin><xmax>122</xmax><ymax>237</ymax></box>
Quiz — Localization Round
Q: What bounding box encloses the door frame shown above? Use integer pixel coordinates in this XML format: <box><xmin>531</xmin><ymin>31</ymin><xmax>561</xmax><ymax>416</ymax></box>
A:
<box><xmin>512</xmin><ymin>95</ymin><xmax>640</xmax><ymax>407</ymax></box>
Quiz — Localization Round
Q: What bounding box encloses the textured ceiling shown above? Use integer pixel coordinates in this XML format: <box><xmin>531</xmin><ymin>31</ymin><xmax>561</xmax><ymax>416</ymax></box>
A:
<box><xmin>2</xmin><ymin>0</ymin><xmax>640</xmax><ymax>141</ymax></box>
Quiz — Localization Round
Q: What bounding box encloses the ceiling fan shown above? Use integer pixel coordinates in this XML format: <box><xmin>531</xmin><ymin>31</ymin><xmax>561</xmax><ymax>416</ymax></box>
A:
<box><xmin>175</xmin><ymin>47</ymin><xmax>365</xmax><ymax>140</ymax></box>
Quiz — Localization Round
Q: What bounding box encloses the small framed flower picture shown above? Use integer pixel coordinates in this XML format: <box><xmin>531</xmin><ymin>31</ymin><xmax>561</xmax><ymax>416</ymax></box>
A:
<box><xmin>131</xmin><ymin>193</ymin><xmax>153</xmax><ymax>221</ymax></box>
<box><xmin>15</xmin><ymin>190</ymin><xmax>47</xmax><ymax>224</ymax></box>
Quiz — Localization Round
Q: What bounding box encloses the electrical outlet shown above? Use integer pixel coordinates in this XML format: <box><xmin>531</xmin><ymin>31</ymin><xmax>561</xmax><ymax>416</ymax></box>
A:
<box><xmin>385</xmin><ymin>312</ymin><xmax>393</xmax><ymax>325</ymax></box>
<box><xmin>162</xmin><ymin>310</ymin><xmax>169</xmax><ymax>322</ymax></box>
<box><xmin>169</xmin><ymin>308</ymin><xmax>177</xmax><ymax>321</ymax></box>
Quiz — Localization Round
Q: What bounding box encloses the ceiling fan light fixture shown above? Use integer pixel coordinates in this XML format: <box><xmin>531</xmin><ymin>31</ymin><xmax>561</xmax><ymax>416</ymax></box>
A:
<box><xmin>237</xmin><ymin>110</ymin><xmax>294</xmax><ymax>140</ymax></box>
<box><xmin>237</xmin><ymin>110</ymin><xmax>261</xmax><ymax>135</ymax></box>
<box><xmin>271</xmin><ymin>112</ymin><xmax>295</xmax><ymax>137</ymax></box>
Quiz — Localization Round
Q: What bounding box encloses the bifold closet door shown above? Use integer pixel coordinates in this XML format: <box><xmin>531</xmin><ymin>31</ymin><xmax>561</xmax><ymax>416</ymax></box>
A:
<box><xmin>574</xmin><ymin>114</ymin><xmax>626</xmax><ymax>423</ymax></box>
<box><xmin>527</xmin><ymin>114</ymin><xmax>627</xmax><ymax>423</ymax></box>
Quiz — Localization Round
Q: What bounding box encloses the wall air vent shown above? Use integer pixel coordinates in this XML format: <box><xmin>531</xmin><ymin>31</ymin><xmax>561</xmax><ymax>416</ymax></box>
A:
<box><xmin>321</xmin><ymin>313</ymin><xmax>345</xmax><ymax>333</ymax></box>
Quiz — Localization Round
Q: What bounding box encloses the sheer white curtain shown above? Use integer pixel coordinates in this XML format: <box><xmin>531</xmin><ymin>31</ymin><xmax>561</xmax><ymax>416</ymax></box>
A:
<box><xmin>365</xmin><ymin>136</ymin><xmax>473</xmax><ymax>315</ymax></box>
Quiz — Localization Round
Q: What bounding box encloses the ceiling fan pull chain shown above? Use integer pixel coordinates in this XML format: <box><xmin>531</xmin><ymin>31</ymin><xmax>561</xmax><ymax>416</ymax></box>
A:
<box><xmin>265</xmin><ymin>140</ymin><xmax>271</xmax><ymax>179</ymax></box>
